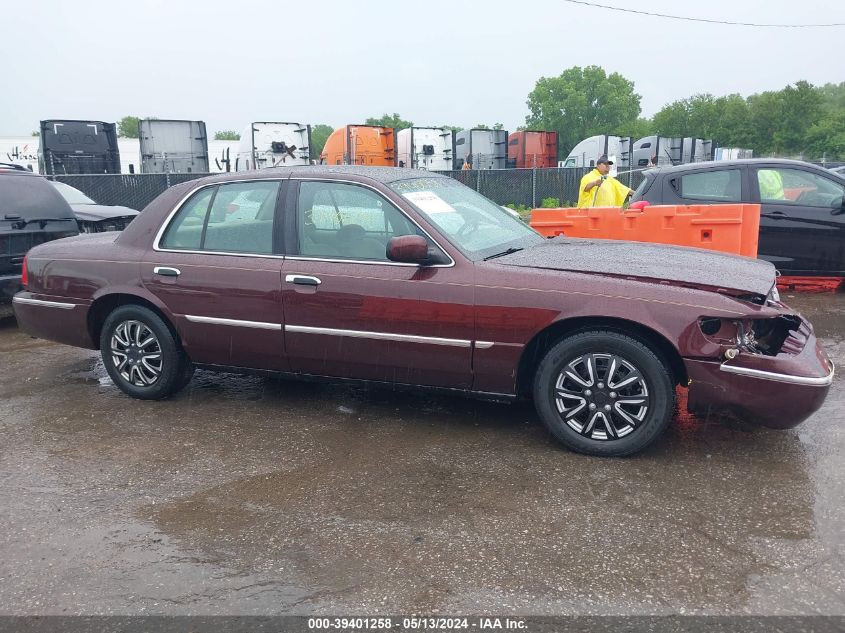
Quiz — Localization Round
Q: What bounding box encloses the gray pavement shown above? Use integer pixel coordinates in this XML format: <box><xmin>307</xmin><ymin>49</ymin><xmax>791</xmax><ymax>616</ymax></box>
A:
<box><xmin>0</xmin><ymin>292</ymin><xmax>843</xmax><ymax>615</ymax></box>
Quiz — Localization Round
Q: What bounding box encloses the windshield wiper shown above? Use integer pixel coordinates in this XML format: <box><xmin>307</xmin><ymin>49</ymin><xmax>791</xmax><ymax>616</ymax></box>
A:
<box><xmin>483</xmin><ymin>247</ymin><xmax>524</xmax><ymax>261</ymax></box>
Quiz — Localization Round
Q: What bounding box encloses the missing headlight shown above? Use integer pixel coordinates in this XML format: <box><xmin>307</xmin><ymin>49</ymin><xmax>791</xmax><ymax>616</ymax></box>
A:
<box><xmin>699</xmin><ymin>315</ymin><xmax>802</xmax><ymax>356</ymax></box>
<box><xmin>748</xmin><ymin>315</ymin><xmax>801</xmax><ymax>356</ymax></box>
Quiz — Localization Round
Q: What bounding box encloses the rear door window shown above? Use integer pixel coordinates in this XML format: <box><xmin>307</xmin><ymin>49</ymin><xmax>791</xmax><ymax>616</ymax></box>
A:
<box><xmin>677</xmin><ymin>169</ymin><xmax>742</xmax><ymax>202</ymax></box>
<box><xmin>160</xmin><ymin>181</ymin><xmax>280</xmax><ymax>254</ymax></box>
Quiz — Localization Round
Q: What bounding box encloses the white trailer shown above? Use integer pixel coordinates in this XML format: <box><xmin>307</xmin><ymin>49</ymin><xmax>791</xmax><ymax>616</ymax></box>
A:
<box><xmin>561</xmin><ymin>135</ymin><xmax>632</xmax><ymax>169</ymax></box>
<box><xmin>0</xmin><ymin>137</ymin><xmax>39</xmax><ymax>172</ymax></box>
<box><xmin>397</xmin><ymin>127</ymin><xmax>454</xmax><ymax>170</ymax></box>
<box><xmin>236</xmin><ymin>122</ymin><xmax>311</xmax><ymax>170</ymax></box>
<box><xmin>138</xmin><ymin>119</ymin><xmax>209</xmax><ymax>173</ymax></box>
<box><xmin>454</xmin><ymin>129</ymin><xmax>508</xmax><ymax>170</ymax></box>
<box><xmin>714</xmin><ymin>147</ymin><xmax>753</xmax><ymax>161</ymax></box>
<box><xmin>632</xmin><ymin>136</ymin><xmax>715</xmax><ymax>167</ymax></box>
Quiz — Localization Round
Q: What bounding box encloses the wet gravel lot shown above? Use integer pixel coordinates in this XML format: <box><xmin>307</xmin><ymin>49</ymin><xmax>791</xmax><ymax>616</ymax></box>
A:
<box><xmin>1</xmin><ymin>292</ymin><xmax>843</xmax><ymax>616</ymax></box>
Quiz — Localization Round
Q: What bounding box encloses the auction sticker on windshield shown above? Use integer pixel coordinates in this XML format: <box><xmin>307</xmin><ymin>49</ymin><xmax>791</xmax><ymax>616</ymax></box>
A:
<box><xmin>402</xmin><ymin>191</ymin><xmax>455</xmax><ymax>214</ymax></box>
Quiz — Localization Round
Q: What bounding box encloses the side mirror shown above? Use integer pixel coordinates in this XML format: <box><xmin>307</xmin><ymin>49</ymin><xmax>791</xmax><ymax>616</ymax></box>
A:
<box><xmin>387</xmin><ymin>235</ymin><xmax>429</xmax><ymax>264</ymax></box>
<box><xmin>832</xmin><ymin>195</ymin><xmax>845</xmax><ymax>216</ymax></box>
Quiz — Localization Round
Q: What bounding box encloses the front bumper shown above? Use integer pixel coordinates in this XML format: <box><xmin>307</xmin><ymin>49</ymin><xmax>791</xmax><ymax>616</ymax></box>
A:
<box><xmin>685</xmin><ymin>322</ymin><xmax>833</xmax><ymax>429</ymax></box>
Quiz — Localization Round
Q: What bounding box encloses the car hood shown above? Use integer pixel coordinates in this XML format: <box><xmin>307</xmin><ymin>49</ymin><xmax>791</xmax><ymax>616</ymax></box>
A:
<box><xmin>496</xmin><ymin>237</ymin><xmax>777</xmax><ymax>297</ymax></box>
<box><xmin>69</xmin><ymin>203</ymin><xmax>139</xmax><ymax>222</ymax></box>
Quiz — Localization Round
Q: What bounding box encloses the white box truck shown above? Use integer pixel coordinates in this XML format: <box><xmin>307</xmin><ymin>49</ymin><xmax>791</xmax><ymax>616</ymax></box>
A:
<box><xmin>236</xmin><ymin>122</ymin><xmax>311</xmax><ymax>170</ymax></box>
<box><xmin>397</xmin><ymin>127</ymin><xmax>454</xmax><ymax>170</ymax></box>
<box><xmin>139</xmin><ymin>119</ymin><xmax>209</xmax><ymax>173</ymax></box>
<box><xmin>454</xmin><ymin>129</ymin><xmax>508</xmax><ymax>170</ymax></box>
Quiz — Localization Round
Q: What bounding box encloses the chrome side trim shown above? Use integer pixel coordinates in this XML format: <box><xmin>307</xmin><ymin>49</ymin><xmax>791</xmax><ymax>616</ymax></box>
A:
<box><xmin>719</xmin><ymin>360</ymin><xmax>835</xmax><ymax>387</ymax></box>
<box><xmin>285</xmin><ymin>324</ymin><xmax>472</xmax><ymax>348</ymax></box>
<box><xmin>475</xmin><ymin>341</ymin><xmax>495</xmax><ymax>349</ymax></box>
<box><xmin>12</xmin><ymin>297</ymin><xmax>76</xmax><ymax>310</ymax></box>
<box><xmin>185</xmin><ymin>315</ymin><xmax>282</xmax><ymax>331</ymax></box>
<box><xmin>284</xmin><ymin>255</ymin><xmax>422</xmax><ymax>268</ymax></box>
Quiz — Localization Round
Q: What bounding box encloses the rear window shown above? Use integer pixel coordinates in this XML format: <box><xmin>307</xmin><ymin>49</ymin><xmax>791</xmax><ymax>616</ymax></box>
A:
<box><xmin>0</xmin><ymin>174</ymin><xmax>76</xmax><ymax>223</ymax></box>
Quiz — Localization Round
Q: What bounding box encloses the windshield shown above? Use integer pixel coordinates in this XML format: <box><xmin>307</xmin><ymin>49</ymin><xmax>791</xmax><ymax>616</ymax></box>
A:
<box><xmin>390</xmin><ymin>177</ymin><xmax>543</xmax><ymax>260</ymax></box>
<box><xmin>50</xmin><ymin>181</ymin><xmax>96</xmax><ymax>205</ymax></box>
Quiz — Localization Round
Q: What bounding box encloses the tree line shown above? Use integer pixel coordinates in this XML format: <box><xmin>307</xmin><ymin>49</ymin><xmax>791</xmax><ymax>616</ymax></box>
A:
<box><xmin>525</xmin><ymin>67</ymin><xmax>845</xmax><ymax>161</ymax></box>
<box><xmin>112</xmin><ymin>68</ymin><xmax>845</xmax><ymax>161</ymax></box>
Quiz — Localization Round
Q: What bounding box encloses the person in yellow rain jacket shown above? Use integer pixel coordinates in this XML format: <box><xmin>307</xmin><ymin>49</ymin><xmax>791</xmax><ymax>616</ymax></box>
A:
<box><xmin>577</xmin><ymin>155</ymin><xmax>634</xmax><ymax>208</ymax></box>
<box><xmin>758</xmin><ymin>168</ymin><xmax>785</xmax><ymax>201</ymax></box>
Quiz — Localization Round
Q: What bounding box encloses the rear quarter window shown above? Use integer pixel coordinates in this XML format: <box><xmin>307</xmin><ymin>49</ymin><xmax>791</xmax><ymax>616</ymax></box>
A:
<box><xmin>677</xmin><ymin>169</ymin><xmax>742</xmax><ymax>202</ymax></box>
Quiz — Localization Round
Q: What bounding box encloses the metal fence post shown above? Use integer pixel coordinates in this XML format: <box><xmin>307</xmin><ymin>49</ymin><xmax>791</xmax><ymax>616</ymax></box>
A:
<box><xmin>531</xmin><ymin>168</ymin><xmax>537</xmax><ymax>208</ymax></box>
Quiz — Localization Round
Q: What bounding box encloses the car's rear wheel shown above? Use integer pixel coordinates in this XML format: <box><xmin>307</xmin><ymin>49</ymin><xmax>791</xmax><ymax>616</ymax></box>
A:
<box><xmin>533</xmin><ymin>330</ymin><xmax>674</xmax><ymax>456</ymax></box>
<box><xmin>100</xmin><ymin>305</ymin><xmax>190</xmax><ymax>400</ymax></box>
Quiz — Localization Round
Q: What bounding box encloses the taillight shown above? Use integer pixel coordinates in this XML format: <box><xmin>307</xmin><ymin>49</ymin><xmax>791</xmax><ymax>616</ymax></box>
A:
<box><xmin>21</xmin><ymin>255</ymin><xmax>28</xmax><ymax>288</ymax></box>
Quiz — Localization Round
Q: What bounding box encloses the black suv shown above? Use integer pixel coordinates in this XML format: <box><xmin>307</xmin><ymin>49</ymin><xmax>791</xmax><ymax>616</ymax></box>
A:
<box><xmin>0</xmin><ymin>164</ymin><xmax>79</xmax><ymax>317</ymax></box>
<box><xmin>631</xmin><ymin>158</ymin><xmax>845</xmax><ymax>276</ymax></box>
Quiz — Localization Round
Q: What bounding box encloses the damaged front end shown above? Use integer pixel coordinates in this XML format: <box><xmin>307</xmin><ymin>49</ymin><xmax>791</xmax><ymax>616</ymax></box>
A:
<box><xmin>683</xmin><ymin>298</ymin><xmax>834</xmax><ymax>429</ymax></box>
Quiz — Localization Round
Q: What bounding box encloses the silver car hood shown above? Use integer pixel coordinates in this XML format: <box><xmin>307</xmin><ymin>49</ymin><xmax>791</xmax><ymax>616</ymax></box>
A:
<box><xmin>497</xmin><ymin>237</ymin><xmax>777</xmax><ymax>297</ymax></box>
<box><xmin>70</xmin><ymin>203</ymin><xmax>139</xmax><ymax>222</ymax></box>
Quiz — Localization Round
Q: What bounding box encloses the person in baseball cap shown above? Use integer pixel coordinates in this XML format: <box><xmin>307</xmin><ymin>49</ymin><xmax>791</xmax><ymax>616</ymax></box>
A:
<box><xmin>577</xmin><ymin>155</ymin><xmax>633</xmax><ymax>208</ymax></box>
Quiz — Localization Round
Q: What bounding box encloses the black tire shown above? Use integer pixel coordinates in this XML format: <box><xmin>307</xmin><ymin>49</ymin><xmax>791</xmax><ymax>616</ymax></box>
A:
<box><xmin>533</xmin><ymin>330</ymin><xmax>674</xmax><ymax>457</ymax></box>
<box><xmin>100</xmin><ymin>304</ymin><xmax>190</xmax><ymax>400</ymax></box>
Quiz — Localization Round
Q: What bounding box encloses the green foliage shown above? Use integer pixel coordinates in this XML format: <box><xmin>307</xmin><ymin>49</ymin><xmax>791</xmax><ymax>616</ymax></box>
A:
<box><xmin>525</xmin><ymin>65</ymin><xmax>642</xmax><ymax>157</ymax></box>
<box><xmin>805</xmin><ymin>110</ymin><xmax>845</xmax><ymax>159</ymax></box>
<box><xmin>214</xmin><ymin>130</ymin><xmax>240</xmax><ymax>141</ymax></box>
<box><xmin>117</xmin><ymin>116</ymin><xmax>141</xmax><ymax>138</ymax></box>
<box><xmin>648</xmin><ymin>81</ymin><xmax>843</xmax><ymax>159</ymax></box>
<box><xmin>310</xmin><ymin>124</ymin><xmax>334</xmax><ymax>159</ymax></box>
<box><xmin>31</xmin><ymin>130</ymin><xmax>40</xmax><ymax>137</ymax></box>
<box><xmin>364</xmin><ymin>113</ymin><xmax>413</xmax><ymax>131</ymax></box>
<box><xmin>474</xmin><ymin>123</ymin><xmax>505</xmax><ymax>130</ymax></box>
<box><xmin>540</xmin><ymin>197</ymin><xmax>561</xmax><ymax>208</ymax></box>
<box><xmin>505</xmin><ymin>203</ymin><xmax>530</xmax><ymax>211</ymax></box>
<box><xmin>441</xmin><ymin>124</ymin><xmax>464</xmax><ymax>133</ymax></box>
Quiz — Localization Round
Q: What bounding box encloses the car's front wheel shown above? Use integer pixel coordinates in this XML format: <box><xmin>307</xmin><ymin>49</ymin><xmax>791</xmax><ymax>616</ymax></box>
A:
<box><xmin>100</xmin><ymin>304</ymin><xmax>190</xmax><ymax>400</ymax></box>
<box><xmin>533</xmin><ymin>330</ymin><xmax>674</xmax><ymax>456</ymax></box>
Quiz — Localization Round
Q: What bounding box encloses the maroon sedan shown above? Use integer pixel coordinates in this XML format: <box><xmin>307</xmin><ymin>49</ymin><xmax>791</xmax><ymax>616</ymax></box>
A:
<box><xmin>13</xmin><ymin>166</ymin><xmax>834</xmax><ymax>456</ymax></box>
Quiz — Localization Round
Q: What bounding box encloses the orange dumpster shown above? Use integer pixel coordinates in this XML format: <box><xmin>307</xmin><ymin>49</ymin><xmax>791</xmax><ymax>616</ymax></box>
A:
<box><xmin>529</xmin><ymin>204</ymin><xmax>761</xmax><ymax>258</ymax></box>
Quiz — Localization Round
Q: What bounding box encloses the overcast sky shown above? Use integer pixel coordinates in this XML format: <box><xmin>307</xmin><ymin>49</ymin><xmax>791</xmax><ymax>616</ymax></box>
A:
<box><xmin>2</xmin><ymin>0</ymin><xmax>843</xmax><ymax>135</ymax></box>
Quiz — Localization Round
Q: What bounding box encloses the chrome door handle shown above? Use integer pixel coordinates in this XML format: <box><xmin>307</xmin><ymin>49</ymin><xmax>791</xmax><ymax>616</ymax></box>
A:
<box><xmin>153</xmin><ymin>266</ymin><xmax>181</xmax><ymax>277</ymax></box>
<box><xmin>285</xmin><ymin>274</ymin><xmax>321</xmax><ymax>286</ymax></box>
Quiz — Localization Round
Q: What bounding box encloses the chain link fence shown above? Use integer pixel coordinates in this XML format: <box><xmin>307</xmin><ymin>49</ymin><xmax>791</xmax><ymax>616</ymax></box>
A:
<box><xmin>46</xmin><ymin>168</ymin><xmax>649</xmax><ymax>212</ymax></box>
<box><xmin>47</xmin><ymin>172</ymin><xmax>211</xmax><ymax>211</ymax></box>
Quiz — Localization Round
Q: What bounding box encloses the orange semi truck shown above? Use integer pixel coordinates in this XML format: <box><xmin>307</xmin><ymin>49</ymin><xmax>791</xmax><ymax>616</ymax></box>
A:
<box><xmin>320</xmin><ymin>125</ymin><xmax>396</xmax><ymax>166</ymax></box>
<box><xmin>507</xmin><ymin>130</ymin><xmax>558</xmax><ymax>168</ymax></box>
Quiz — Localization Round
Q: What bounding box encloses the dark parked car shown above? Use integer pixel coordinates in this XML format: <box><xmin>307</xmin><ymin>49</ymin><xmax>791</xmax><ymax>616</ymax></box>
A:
<box><xmin>50</xmin><ymin>181</ymin><xmax>139</xmax><ymax>233</ymax></box>
<box><xmin>631</xmin><ymin>158</ymin><xmax>845</xmax><ymax>276</ymax></box>
<box><xmin>13</xmin><ymin>166</ymin><xmax>834</xmax><ymax>456</ymax></box>
<box><xmin>0</xmin><ymin>163</ymin><xmax>79</xmax><ymax>318</ymax></box>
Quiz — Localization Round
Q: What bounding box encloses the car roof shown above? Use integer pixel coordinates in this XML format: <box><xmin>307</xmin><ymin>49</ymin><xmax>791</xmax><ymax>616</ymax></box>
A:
<box><xmin>180</xmin><ymin>165</ymin><xmax>452</xmax><ymax>190</ymax></box>
<box><xmin>646</xmin><ymin>158</ymin><xmax>830</xmax><ymax>176</ymax></box>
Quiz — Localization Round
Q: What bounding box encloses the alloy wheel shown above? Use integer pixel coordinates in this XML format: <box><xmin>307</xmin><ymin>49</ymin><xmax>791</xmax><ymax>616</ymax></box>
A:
<box><xmin>554</xmin><ymin>353</ymin><xmax>650</xmax><ymax>440</ymax></box>
<box><xmin>109</xmin><ymin>320</ymin><xmax>163</xmax><ymax>387</ymax></box>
